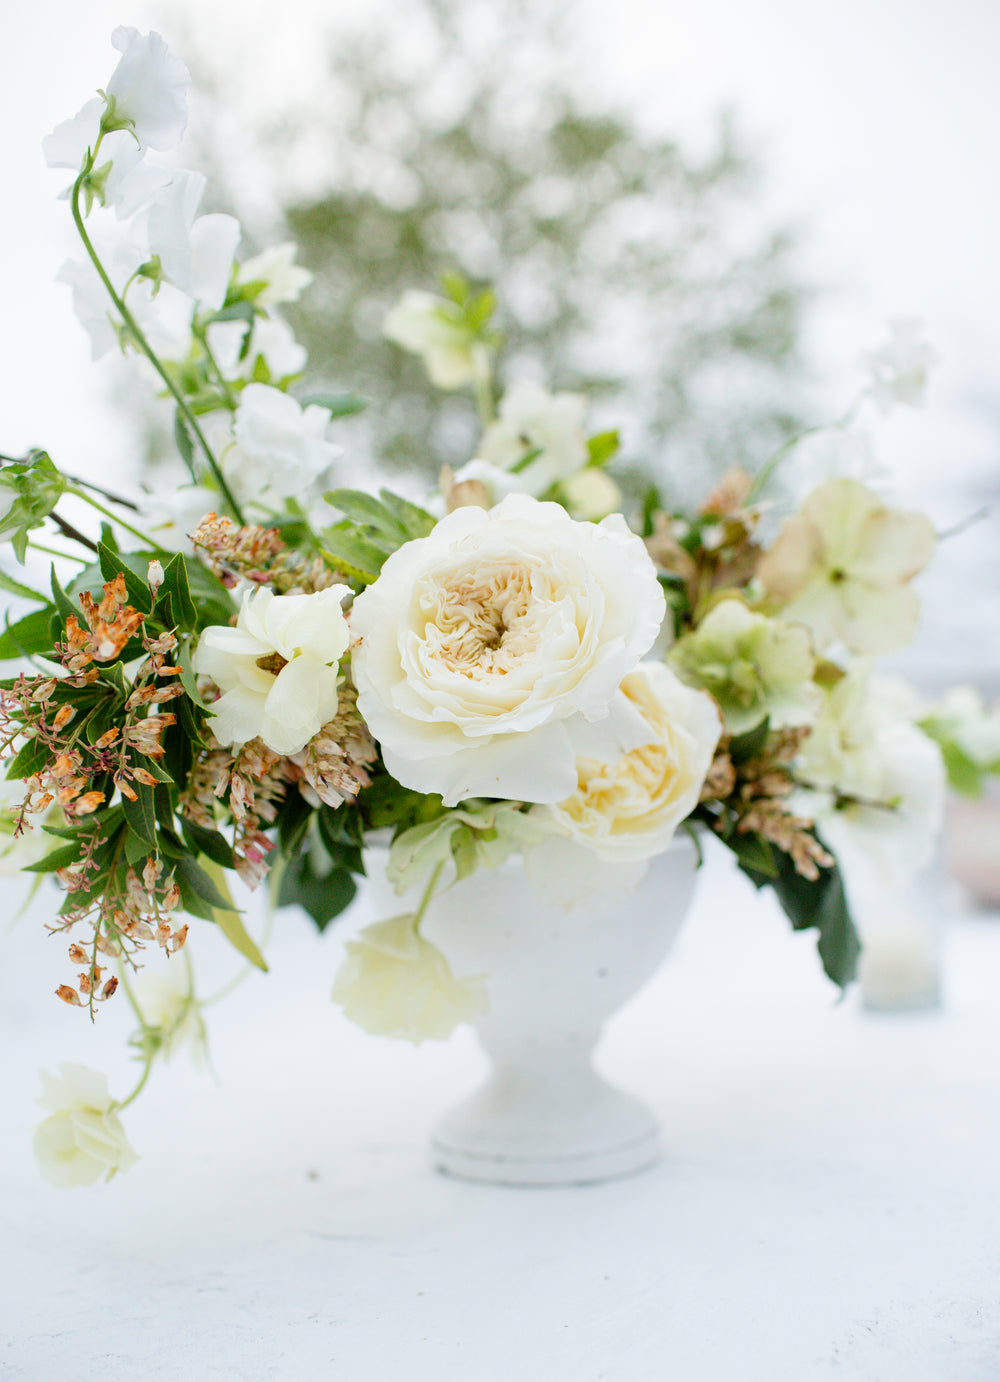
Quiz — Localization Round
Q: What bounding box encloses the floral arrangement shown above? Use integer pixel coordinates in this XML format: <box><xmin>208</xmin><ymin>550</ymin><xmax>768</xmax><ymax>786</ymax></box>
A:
<box><xmin>3</xmin><ymin>30</ymin><xmax>989</xmax><ymax>1188</ymax></box>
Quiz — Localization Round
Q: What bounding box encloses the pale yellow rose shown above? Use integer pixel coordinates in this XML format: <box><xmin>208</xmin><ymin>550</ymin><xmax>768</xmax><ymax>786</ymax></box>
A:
<box><xmin>332</xmin><ymin>914</ymin><xmax>488</xmax><ymax>1042</ymax></box>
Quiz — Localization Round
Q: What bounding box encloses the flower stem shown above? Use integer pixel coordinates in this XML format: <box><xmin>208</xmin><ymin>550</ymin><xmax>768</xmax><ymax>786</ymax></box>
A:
<box><xmin>69</xmin><ymin>163</ymin><xmax>246</xmax><ymax>524</ymax></box>
<box><xmin>67</xmin><ymin>486</ymin><xmax>162</xmax><ymax>549</ymax></box>
<box><xmin>412</xmin><ymin>860</ymin><xmax>445</xmax><ymax>935</ymax></box>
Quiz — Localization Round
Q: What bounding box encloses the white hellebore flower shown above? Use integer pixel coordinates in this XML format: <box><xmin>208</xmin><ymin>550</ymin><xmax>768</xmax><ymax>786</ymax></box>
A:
<box><xmin>860</xmin><ymin>318</ymin><xmax>937</xmax><ymax>412</ymax></box>
<box><xmin>793</xmin><ymin>668</ymin><xmax>946</xmax><ymax>881</ymax></box>
<box><xmin>236</xmin><ymin>243</ymin><xmax>313</xmax><ymax>307</ymax></box>
<box><xmin>193</xmin><ymin>585</ymin><xmax>351</xmax><ymax>756</ymax></box>
<box><xmin>34</xmin><ymin>1064</ymin><xmax>138</xmax><ymax>1188</ymax></box>
<box><xmin>757</xmin><ymin>478</ymin><xmax>935</xmax><ymax>654</ymax></box>
<box><xmin>383</xmin><ymin>290</ymin><xmax>482</xmax><ymax>389</ymax></box>
<box><xmin>531</xmin><ymin>662</ymin><xmax>720</xmax><ymax>867</ymax></box>
<box><xmin>104</xmin><ymin>27</ymin><xmax>191</xmax><ymax>152</ymax></box>
<box><xmin>227</xmin><ymin>384</ymin><xmax>341</xmax><ymax>504</ymax></box>
<box><xmin>479</xmin><ymin>381</ymin><xmax>589</xmax><ymax>497</ymax></box>
<box><xmin>332</xmin><ymin>914</ymin><xmax>488</xmax><ymax>1042</ymax></box>
<box><xmin>350</xmin><ymin>494</ymin><xmax>666</xmax><ymax>806</ymax></box>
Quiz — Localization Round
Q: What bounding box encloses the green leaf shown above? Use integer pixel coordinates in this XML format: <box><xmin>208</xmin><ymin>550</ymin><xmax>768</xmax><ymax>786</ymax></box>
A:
<box><xmin>939</xmin><ymin>741</ymin><xmax>986</xmax><ymax>798</ymax></box>
<box><xmin>300</xmin><ymin>391</ymin><xmax>370</xmax><ymax>419</ymax></box>
<box><xmin>0</xmin><ymin>608</ymin><xmax>57</xmax><ymax>661</ymax></box>
<box><xmin>740</xmin><ymin>843</ymin><xmax>860</xmax><ymax>989</ymax></box>
<box><xmin>728</xmin><ymin>830</ymin><xmax>778</xmax><ymax>878</ymax></box>
<box><xmin>122</xmin><ymin>784</ymin><xmax>157</xmax><ymax>848</ymax></box>
<box><xmin>729</xmin><ymin>718</ymin><xmax>771</xmax><ymax>766</ymax></box>
<box><xmin>6</xmin><ymin>735</ymin><xmax>51</xmax><ymax>780</ymax></box>
<box><xmin>49</xmin><ymin>568</ymin><xmax>78</xmax><ymax>623</ymax></box>
<box><xmin>376</xmin><ymin>489</ymin><xmax>436</xmax><ymax>540</ymax></box>
<box><xmin>22</xmin><ymin>841</ymin><xmax>84</xmax><ymax>874</ymax></box>
<box><xmin>276</xmin><ymin>852</ymin><xmax>357</xmax><ymax>931</ymax></box>
<box><xmin>124</xmin><ymin>832</ymin><xmax>151</xmax><ymax>867</ymax></box>
<box><xmin>97</xmin><ymin>543</ymin><xmax>154</xmax><ymax>614</ymax></box>
<box><xmin>323</xmin><ymin>489</ymin><xmax>411</xmax><ymax>545</ymax></box>
<box><xmin>0</xmin><ymin>569</ymin><xmax>49</xmax><ymax>603</ymax></box>
<box><xmin>0</xmin><ymin>450</ymin><xmax>69</xmax><ymax>563</ymax></box>
<box><xmin>157</xmin><ymin>552</ymin><xmax>198</xmax><ymax>629</ymax></box>
<box><xmin>181</xmin><ymin>819</ymin><xmax>235</xmax><ymax>870</ymax></box>
<box><xmin>318</xmin><ymin>529</ymin><xmax>386</xmax><ymax>584</ymax></box>
<box><xmin>173</xmin><ymin>410</ymin><xmax>195</xmax><ymax>472</ymax></box>
<box><xmin>586</xmin><ymin>430</ymin><xmax>620</xmax><ymax>468</ymax></box>
<box><xmin>215</xmin><ymin>904</ymin><xmax>268</xmax><ymax>970</ymax></box>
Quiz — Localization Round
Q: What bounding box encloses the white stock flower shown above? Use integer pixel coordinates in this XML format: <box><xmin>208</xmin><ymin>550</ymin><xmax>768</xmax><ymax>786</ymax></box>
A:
<box><xmin>34</xmin><ymin>1064</ymin><xmax>138</xmax><ymax>1188</ymax></box>
<box><xmin>383</xmin><ymin>290</ymin><xmax>481</xmax><ymax>388</ymax></box>
<box><xmin>193</xmin><ymin>584</ymin><xmax>351</xmax><ymax>756</ymax></box>
<box><xmin>479</xmin><ymin>381</ymin><xmax>589</xmax><ymax>497</ymax></box>
<box><xmin>860</xmin><ymin>318</ymin><xmax>937</xmax><ymax>412</ymax></box>
<box><xmin>793</xmin><ymin>668</ymin><xmax>945</xmax><ymax>880</ymax></box>
<box><xmin>227</xmin><ymin>384</ymin><xmax>340</xmax><ymax>503</ymax></box>
<box><xmin>350</xmin><ymin>494</ymin><xmax>666</xmax><ymax>806</ymax></box>
<box><xmin>237</xmin><ymin>244</ymin><xmax>312</xmax><ymax>306</ymax></box>
<box><xmin>332</xmin><ymin>914</ymin><xmax>488</xmax><ymax>1042</ymax></box>
<box><xmin>530</xmin><ymin>661</ymin><xmax>720</xmax><ymax>866</ymax></box>
<box><xmin>104</xmin><ymin>27</ymin><xmax>191</xmax><ymax>152</ymax></box>
<box><xmin>757</xmin><ymin>478</ymin><xmax>935</xmax><ymax>654</ymax></box>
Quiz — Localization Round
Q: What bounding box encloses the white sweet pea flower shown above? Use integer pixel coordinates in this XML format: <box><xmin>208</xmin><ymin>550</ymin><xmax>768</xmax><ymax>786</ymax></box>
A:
<box><xmin>757</xmin><ymin>478</ymin><xmax>935</xmax><ymax>654</ymax></box>
<box><xmin>33</xmin><ymin>1064</ymin><xmax>138</xmax><ymax>1188</ymax></box>
<box><xmin>479</xmin><ymin>381</ymin><xmax>589</xmax><ymax>497</ymax></box>
<box><xmin>383</xmin><ymin>290</ymin><xmax>483</xmax><ymax>389</ymax></box>
<box><xmin>43</xmin><ymin>97</ymin><xmax>104</xmax><ymax>173</ymax></box>
<box><xmin>860</xmin><ymin>318</ymin><xmax>937</xmax><ymax>412</ymax></box>
<box><xmin>529</xmin><ymin>662</ymin><xmax>720</xmax><ymax>871</ymax></box>
<box><xmin>104</xmin><ymin>27</ymin><xmax>191</xmax><ymax>153</ymax></box>
<box><xmin>204</xmin><ymin>316</ymin><xmax>308</xmax><ymax>383</ymax></box>
<box><xmin>226</xmin><ymin>384</ymin><xmax>341</xmax><ymax>503</ymax></box>
<box><xmin>793</xmin><ymin>668</ymin><xmax>946</xmax><ymax>880</ymax></box>
<box><xmin>236</xmin><ymin>243</ymin><xmax>312</xmax><ymax>307</ymax></box>
<box><xmin>146</xmin><ymin>170</ymin><xmax>240</xmax><ymax>311</ymax></box>
<box><xmin>332</xmin><ymin>914</ymin><xmax>488</xmax><ymax>1042</ymax></box>
<box><xmin>350</xmin><ymin>494</ymin><xmax>666</xmax><ymax>806</ymax></box>
<box><xmin>193</xmin><ymin>584</ymin><xmax>351</xmax><ymax>756</ymax></box>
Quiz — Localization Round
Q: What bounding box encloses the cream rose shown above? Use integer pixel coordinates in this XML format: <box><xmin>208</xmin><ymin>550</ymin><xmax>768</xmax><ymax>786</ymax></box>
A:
<box><xmin>532</xmin><ymin>661</ymin><xmax>721</xmax><ymax>863</ymax></box>
<box><xmin>349</xmin><ymin>494</ymin><xmax>666</xmax><ymax>806</ymax></box>
<box><xmin>332</xmin><ymin>914</ymin><xmax>488</xmax><ymax>1042</ymax></box>
<box><xmin>34</xmin><ymin>1064</ymin><xmax>138</xmax><ymax>1188</ymax></box>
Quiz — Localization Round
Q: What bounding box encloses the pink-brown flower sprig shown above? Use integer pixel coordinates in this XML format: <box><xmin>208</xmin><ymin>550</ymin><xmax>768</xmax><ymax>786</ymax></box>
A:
<box><xmin>190</xmin><ymin>513</ymin><xmax>338</xmax><ymax>595</ymax></box>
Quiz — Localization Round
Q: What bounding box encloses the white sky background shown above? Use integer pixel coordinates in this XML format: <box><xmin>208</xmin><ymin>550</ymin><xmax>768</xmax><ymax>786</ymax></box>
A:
<box><xmin>1</xmin><ymin>0</ymin><xmax>998</xmax><ymax>683</ymax></box>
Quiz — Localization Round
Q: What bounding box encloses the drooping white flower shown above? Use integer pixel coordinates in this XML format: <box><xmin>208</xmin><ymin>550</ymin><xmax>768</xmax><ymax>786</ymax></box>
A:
<box><xmin>193</xmin><ymin>584</ymin><xmax>351</xmax><ymax>756</ymax></box>
<box><xmin>792</xmin><ymin>667</ymin><xmax>946</xmax><ymax>880</ymax></box>
<box><xmin>757</xmin><ymin>478</ymin><xmax>935</xmax><ymax>654</ymax></box>
<box><xmin>236</xmin><ymin>243</ymin><xmax>312</xmax><ymax>307</ymax></box>
<box><xmin>479</xmin><ymin>381</ymin><xmax>589</xmax><ymax>497</ymax></box>
<box><xmin>383</xmin><ymin>290</ymin><xmax>483</xmax><ymax>389</ymax></box>
<box><xmin>104</xmin><ymin>27</ymin><xmax>191</xmax><ymax>153</ymax></box>
<box><xmin>350</xmin><ymin>494</ymin><xmax>666</xmax><ymax>806</ymax></box>
<box><xmin>332</xmin><ymin>914</ymin><xmax>488</xmax><ymax>1042</ymax></box>
<box><xmin>530</xmin><ymin>661</ymin><xmax>720</xmax><ymax>867</ymax></box>
<box><xmin>226</xmin><ymin>384</ymin><xmax>341</xmax><ymax>503</ymax></box>
<box><xmin>669</xmin><ymin>598</ymin><xmax>820</xmax><ymax>735</ymax></box>
<box><xmin>43</xmin><ymin>97</ymin><xmax>104</xmax><ymax>173</ymax></box>
<box><xmin>146</xmin><ymin>170</ymin><xmax>240</xmax><ymax>311</ymax></box>
<box><xmin>33</xmin><ymin>1064</ymin><xmax>138</xmax><ymax>1188</ymax></box>
<box><xmin>130</xmin><ymin>965</ymin><xmax>207</xmax><ymax>1065</ymax></box>
<box><xmin>860</xmin><ymin>318</ymin><xmax>937</xmax><ymax>412</ymax></box>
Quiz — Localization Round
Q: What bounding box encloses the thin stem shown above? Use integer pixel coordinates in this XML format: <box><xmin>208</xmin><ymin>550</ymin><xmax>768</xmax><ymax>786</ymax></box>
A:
<box><xmin>412</xmin><ymin>860</ymin><xmax>445</xmax><ymax>934</ymax></box>
<box><xmin>194</xmin><ymin>323</ymin><xmax>240</xmax><ymax>411</ymax></box>
<box><xmin>27</xmin><ymin>540</ymin><xmax>90</xmax><ymax>565</ymax></box>
<box><xmin>63</xmin><ymin>472</ymin><xmax>141</xmax><ymax>512</ymax></box>
<box><xmin>470</xmin><ymin>345</ymin><xmax>496</xmax><ymax>426</ymax></box>
<box><xmin>49</xmin><ymin>509</ymin><xmax>100</xmax><ymax>553</ymax></box>
<box><xmin>67</xmin><ymin>486</ymin><xmax>161</xmax><ymax>549</ymax></box>
<box><xmin>69</xmin><ymin>164</ymin><xmax>246</xmax><ymax>524</ymax></box>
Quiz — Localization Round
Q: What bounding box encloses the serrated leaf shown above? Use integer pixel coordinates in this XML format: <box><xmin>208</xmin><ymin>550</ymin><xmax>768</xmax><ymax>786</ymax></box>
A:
<box><xmin>0</xmin><ymin>607</ymin><xmax>57</xmax><ymax>661</ymax></box>
<box><xmin>318</xmin><ymin>530</ymin><xmax>385</xmax><ymax>584</ymax></box>
<box><xmin>377</xmin><ymin>489</ymin><xmax>436</xmax><ymax>539</ymax></box>
<box><xmin>0</xmin><ymin>569</ymin><xmax>48</xmax><ymax>602</ymax></box>
<box><xmin>97</xmin><ymin>543</ymin><xmax>154</xmax><ymax>614</ymax></box>
<box><xmin>324</xmin><ymin>489</ymin><xmax>410</xmax><ymax>545</ymax></box>
<box><xmin>122</xmin><ymin>784</ymin><xmax>157</xmax><ymax>847</ymax></box>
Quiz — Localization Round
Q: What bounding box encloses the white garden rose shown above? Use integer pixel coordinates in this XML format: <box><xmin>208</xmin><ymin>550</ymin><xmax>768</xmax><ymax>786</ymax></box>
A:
<box><xmin>532</xmin><ymin>661</ymin><xmax>721</xmax><ymax>864</ymax></box>
<box><xmin>193</xmin><ymin>584</ymin><xmax>351</xmax><ymax>756</ymax></box>
<box><xmin>34</xmin><ymin>1064</ymin><xmax>138</xmax><ymax>1188</ymax></box>
<box><xmin>349</xmin><ymin>494</ymin><xmax>667</xmax><ymax>806</ymax></box>
<box><xmin>332</xmin><ymin>914</ymin><xmax>488</xmax><ymax>1042</ymax></box>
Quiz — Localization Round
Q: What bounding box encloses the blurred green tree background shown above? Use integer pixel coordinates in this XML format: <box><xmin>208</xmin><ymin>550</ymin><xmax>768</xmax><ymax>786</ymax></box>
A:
<box><xmin>180</xmin><ymin>0</ymin><xmax>811</xmax><ymax>506</ymax></box>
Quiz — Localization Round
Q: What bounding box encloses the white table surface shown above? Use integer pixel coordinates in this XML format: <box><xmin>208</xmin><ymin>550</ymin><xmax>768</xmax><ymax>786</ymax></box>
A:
<box><xmin>2</xmin><ymin>841</ymin><xmax>998</xmax><ymax>1382</ymax></box>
